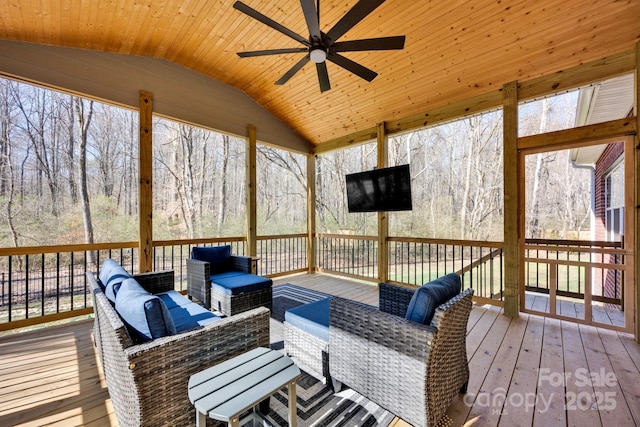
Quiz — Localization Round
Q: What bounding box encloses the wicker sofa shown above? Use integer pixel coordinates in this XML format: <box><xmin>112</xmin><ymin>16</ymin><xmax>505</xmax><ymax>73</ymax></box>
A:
<box><xmin>329</xmin><ymin>281</ymin><xmax>474</xmax><ymax>427</ymax></box>
<box><xmin>187</xmin><ymin>245</ymin><xmax>273</xmax><ymax>316</ymax></box>
<box><xmin>89</xmin><ymin>265</ymin><xmax>270</xmax><ymax>427</ymax></box>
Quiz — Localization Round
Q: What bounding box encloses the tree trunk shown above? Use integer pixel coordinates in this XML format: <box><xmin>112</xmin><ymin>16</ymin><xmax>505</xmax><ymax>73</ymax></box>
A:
<box><xmin>216</xmin><ymin>135</ymin><xmax>229</xmax><ymax>231</ymax></box>
<box><xmin>528</xmin><ymin>98</ymin><xmax>551</xmax><ymax>238</ymax></box>
<box><xmin>75</xmin><ymin>98</ymin><xmax>96</xmax><ymax>265</ymax></box>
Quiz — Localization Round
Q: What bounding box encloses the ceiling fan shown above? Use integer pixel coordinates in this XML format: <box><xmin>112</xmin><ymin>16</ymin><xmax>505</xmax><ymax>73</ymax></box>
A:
<box><xmin>233</xmin><ymin>0</ymin><xmax>406</xmax><ymax>92</ymax></box>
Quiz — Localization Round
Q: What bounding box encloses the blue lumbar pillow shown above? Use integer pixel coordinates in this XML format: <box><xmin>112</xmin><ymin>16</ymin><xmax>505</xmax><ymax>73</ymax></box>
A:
<box><xmin>405</xmin><ymin>273</ymin><xmax>461</xmax><ymax>325</ymax></box>
<box><xmin>192</xmin><ymin>245</ymin><xmax>232</xmax><ymax>274</ymax></box>
<box><xmin>115</xmin><ymin>278</ymin><xmax>176</xmax><ymax>343</ymax></box>
<box><xmin>99</xmin><ymin>259</ymin><xmax>120</xmax><ymax>287</ymax></box>
<box><xmin>99</xmin><ymin>259</ymin><xmax>132</xmax><ymax>303</ymax></box>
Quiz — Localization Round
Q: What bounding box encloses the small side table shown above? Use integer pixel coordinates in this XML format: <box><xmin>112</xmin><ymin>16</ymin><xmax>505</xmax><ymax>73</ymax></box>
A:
<box><xmin>188</xmin><ymin>347</ymin><xmax>301</xmax><ymax>427</ymax></box>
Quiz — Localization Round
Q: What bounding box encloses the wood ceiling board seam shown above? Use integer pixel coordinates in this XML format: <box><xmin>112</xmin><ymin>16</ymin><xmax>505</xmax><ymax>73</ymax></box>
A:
<box><xmin>398</xmin><ymin>4</ymin><xmax>639</xmax><ymax>87</ymax></box>
<box><xmin>161</xmin><ymin>0</ymin><xmax>222</xmax><ymax>60</ymax></box>
<box><xmin>126</xmin><ymin>0</ymin><xmax>180</xmax><ymax>56</ymax></box>
<box><xmin>173</xmin><ymin>2</ymin><xmax>251</xmax><ymax>66</ymax></box>
<box><xmin>104</xmin><ymin>0</ymin><xmax>153</xmax><ymax>54</ymax></box>
<box><xmin>141</xmin><ymin>0</ymin><xmax>203</xmax><ymax>57</ymax></box>
<box><xmin>159</xmin><ymin>0</ymin><xmax>212</xmax><ymax>59</ymax></box>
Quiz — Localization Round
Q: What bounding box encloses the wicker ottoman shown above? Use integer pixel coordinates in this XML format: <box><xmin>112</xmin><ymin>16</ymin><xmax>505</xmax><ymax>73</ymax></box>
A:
<box><xmin>210</xmin><ymin>273</ymin><xmax>273</xmax><ymax>316</ymax></box>
<box><xmin>283</xmin><ymin>297</ymin><xmax>332</xmax><ymax>385</ymax></box>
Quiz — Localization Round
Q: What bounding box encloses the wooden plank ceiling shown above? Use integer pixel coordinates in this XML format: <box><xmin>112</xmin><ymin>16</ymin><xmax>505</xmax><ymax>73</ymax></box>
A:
<box><xmin>0</xmin><ymin>0</ymin><xmax>639</xmax><ymax>150</ymax></box>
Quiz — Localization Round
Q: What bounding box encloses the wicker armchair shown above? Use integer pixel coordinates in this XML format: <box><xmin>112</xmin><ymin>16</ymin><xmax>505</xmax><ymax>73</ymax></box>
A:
<box><xmin>187</xmin><ymin>251</ymin><xmax>272</xmax><ymax>316</ymax></box>
<box><xmin>329</xmin><ymin>282</ymin><xmax>474</xmax><ymax>427</ymax></box>
<box><xmin>89</xmin><ymin>270</ymin><xmax>270</xmax><ymax>427</ymax></box>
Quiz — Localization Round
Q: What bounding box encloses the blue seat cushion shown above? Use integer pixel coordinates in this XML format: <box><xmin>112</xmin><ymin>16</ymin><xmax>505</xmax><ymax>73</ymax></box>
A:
<box><xmin>164</xmin><ymin>298</ymin><xmax>221</xmax><ymax>332</ymax></box>
<box><xmin>115</xmin><ymin>278</ymin><xmax>176</xmax><ymax>343</ymax></box>
<box><xmin>156</xmin><ymin>290</ymin><xmax>194</xmax><ymax>309</ymax></box>
<box><xmin>192</xmin><ymin>245</ymin><xmax>232</xmax><ymax>274</ymax></box>
<box><xmin>285</xmin><ymin>297</ymin><xmax>332</xmax><ymax>341</ymax></box>
<box><xmin>99</xmin><ymin>259</ymin><xmax>132</xmax><ymax>303</ymax></box>
<box><xmin>405</xmin><ymin>273</ymin><xmax>461</xmax><ymax>325</ymax></box>
<box><xmin>210</xmin><ymin>273</ymin><xmax>273</xmax><ymax>295</ymax></box>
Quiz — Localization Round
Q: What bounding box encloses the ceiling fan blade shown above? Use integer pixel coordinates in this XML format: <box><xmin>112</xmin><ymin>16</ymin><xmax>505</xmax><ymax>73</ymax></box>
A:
<box><xmin>233</xmin><ymin>1</ymin><xmax>310</xmax><ymax>47</ymax></box>
<box><xmin>331</xmin><ymin>36</ymin><xmax>405</xmax><ymax>53</ymax></box>
<box><xmin>325</xmin><ymin>0</ymin><xmax>386</xmax><ymax>44</ymax></box>
<box><xmin>316</xmin><ymin>62</ymin><xmax>331</xmax><ymax>92</ymax></box>
<box><xmin>238</xmin><ymin>48</ymin><xmax>308</xmax><ymax>57</ymax></box>
<box><xmin>276</xmin><ymin>55</ymin><xmax>310</xmax><ymax>85</ymax></box>
<box><xmin>327</xmin><ymin>53</ymin><xmax>378</xmax><ymax>82</ymax></box>
<box><xmin>300</xmin><ymin>0</ymin><xmax>322</xmax><ymax>44</ymax></box>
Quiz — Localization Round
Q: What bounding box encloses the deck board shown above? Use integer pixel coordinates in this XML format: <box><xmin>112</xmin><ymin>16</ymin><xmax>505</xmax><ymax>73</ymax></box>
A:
<box><xmin>0</xmin><ymin>272</ymin><xmax>638</xmax><ymax>427</ymax></box>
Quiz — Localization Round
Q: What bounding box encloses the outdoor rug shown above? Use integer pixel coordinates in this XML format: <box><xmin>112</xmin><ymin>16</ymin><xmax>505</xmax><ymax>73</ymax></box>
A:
<box><xmin>271</xmin><ymin>283</ymin><xmax>333</xmax><ymax>322</ymax></box>
<box><xmin>239</xmin><ymin>369</ymin><xmax>396</xmax><ymax>427</ymax></box>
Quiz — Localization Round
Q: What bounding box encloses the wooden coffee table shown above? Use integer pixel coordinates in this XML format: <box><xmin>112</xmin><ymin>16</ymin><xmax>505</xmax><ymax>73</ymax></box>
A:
<box><xmin>188</xmin><ymin>347</ymin><xmax>301</xmax><ymax>427</ymax></box>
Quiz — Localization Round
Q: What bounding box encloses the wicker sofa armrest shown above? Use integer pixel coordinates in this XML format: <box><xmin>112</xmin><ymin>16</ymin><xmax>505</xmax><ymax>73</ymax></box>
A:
<box><xmin>186</xmin><ymin>258</ymin><xmax>212</xmax><ymax>309</ymax></box>
<box><xmin>230</xmin><ymin>255</ymin><xmax>256</xmax><ymax>274</ymax></box>
<box><xmin>123</xmin><ymin>307</ymin><xmax>270</xmax><ymax>426</ymax></box>
<box><xmin>132</xmin><ymin>270</ymin><xmax>175</xmax><ymax>294</ymax></box>
<box><xmin>379</xmin><ymin>281</ymin><xmax>416</xmax><ymax>317</ymax></box>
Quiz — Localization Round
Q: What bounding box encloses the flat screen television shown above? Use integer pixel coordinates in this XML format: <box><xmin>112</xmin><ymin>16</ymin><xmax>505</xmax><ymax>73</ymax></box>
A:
<box><xmin>345</xmin><ymin>164</ymin><xmax>412</xmax><ymax>212</ymax></box>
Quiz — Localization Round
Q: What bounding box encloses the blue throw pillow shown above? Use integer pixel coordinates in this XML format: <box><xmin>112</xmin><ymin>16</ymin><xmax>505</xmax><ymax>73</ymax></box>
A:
<box><xmin>98</xmin><ymin>259</ymin><xmax>132</xmax><ymax>303</ymax></box>
<box><xmin>99</xmin><ymin>259</ymin><xmax>121</xmax><ymax>287</ymax></box>
<box><xmin>405</xmin><ymin>273</ymin><xmax>461</xmax><ymax>325</ymax></box>
<box><xmin>115</xmin><ymin>278</ymin><xmax>176</xmax><ymax>343</ymax></box>
<box><xmin>104</xmin><ymin>265</ymin><xmax>133</xmax><ymax>304</ymax></box>
<box><xmin>192</xmin><ymin>245</ymin><xmax>232</xmax><ymax>274</ymax></box>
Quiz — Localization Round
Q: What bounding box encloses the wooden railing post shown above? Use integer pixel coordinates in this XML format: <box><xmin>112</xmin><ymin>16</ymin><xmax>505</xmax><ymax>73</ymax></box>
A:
<box><xmin>307</xmin><ymin>154</ymin><xmax>316</xmax><ymax>274</ymax></box>
<box><xmin>634</xmin><ymin>40</ymin><xmax>640</xmax><ymax>342</ymax></box>
<box><xmin>246</xmin><ymin>124</ymin><xmax>257</xmax><ymax>257</ymax></box>
<box><xmin>503</xmin><ymin>81</ymin><xmax>520</xmax><ymax>317</ymax></box>
<box><xmin>377</xmin><ymin>122</ymin><xmax>389</xmax><ymax>283</ymax></box>
<box><xmin>138</xmin><ymin>90</ymin><xmax>153</xmax><ymax>273</ymax></box>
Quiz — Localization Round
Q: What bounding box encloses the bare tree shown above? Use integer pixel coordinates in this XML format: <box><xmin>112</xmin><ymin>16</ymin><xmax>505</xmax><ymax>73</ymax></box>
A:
<box><xmin>74</xmin><ymin>97</ymin><xmax>95</xmax><ymax>264</ymax></box>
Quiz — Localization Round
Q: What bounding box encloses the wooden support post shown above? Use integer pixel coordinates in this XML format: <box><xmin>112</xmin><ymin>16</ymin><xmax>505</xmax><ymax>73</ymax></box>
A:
<box><xmin>377</xmin><ymin>122</ymin><xmax>389</xmax><ymax>283</ymax></box>
<box><xmin>307</xmin><ymin>154</ymin><xmax>316</xmax><ymax>274</ymax></box>
<box><xmin>138</xmin><ymin>90</ymin><xmax>153</xmax><ymax>273</ymax></box>
<box><xmin>634</xmin><ymin>41</ymin><xmax>640</xmax><ymax>342</ymax></box>
<box><xmin>246</xmin><ymin>124</ymin><xmax>257</xmax><ymax>257</ymax></box>
<box><xmin>503</xmin><ymin>81</ymin><xmax>520</xmax><ymax>317</ymax></box>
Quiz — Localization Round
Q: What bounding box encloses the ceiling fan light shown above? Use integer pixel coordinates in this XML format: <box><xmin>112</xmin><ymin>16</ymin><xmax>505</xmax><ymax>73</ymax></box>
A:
<box><xmin>310</xmin><ymin>48</ymin><xmax>327</xmax><ymax>63</ymax></box>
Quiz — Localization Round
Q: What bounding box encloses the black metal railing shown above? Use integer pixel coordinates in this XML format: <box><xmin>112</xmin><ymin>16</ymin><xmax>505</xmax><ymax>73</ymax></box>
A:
<box><xmin>256</xmin><ymin>234</ymin><xmax>308</xmax><ymax>276</ymax></box>
<box><xmin>388</xmin><ymin>238</ymin><xmax>504</xmax><ymax>301</ymax></box>
<box><xmin>6</xmin><ymin>235</ymin><xmax>622</xmax><ymax>330</ymax></box>
<box><xmin>316</xmin><ymin>234</ymin><xmax>378</xmax><ymax>280</ymax></box>
<box><xmin>315</xmin><ymin>234</ymin><xmax>505</xmax><ymax>302</ymax></box>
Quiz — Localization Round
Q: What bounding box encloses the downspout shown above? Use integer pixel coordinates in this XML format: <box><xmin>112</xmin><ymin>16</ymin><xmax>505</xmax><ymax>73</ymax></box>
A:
<box><xmin>569</xmin><ymin>160</ymin><xmax>596</xmax><ymax>242</ymax></box>
<box><xmin>570</xmin><ymin>159</ymin><xmax>596</xmax><ymax>302</ymax></box>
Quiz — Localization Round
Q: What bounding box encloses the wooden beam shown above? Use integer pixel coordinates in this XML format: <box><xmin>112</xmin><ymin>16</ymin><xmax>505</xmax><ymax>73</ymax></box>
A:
<box><xmin>314</xmin><ymin>49</ymin><xmax>636</xmax><ymax>153</ymax></box>
<box><xmin>518</xmin><ymin>49</ymin><xmax>636</xmax><ymax>102</ymax></box>
<box><xmin>246</xmin><ymin>124</ymin><xmax>257</xmax><ymax>257</ymax></box>
<box><xmin>138</xmin><ymin>90</ymin><xmax>153</xmax><ymax>273</ymax></box>
<box><xmin>635</xmin><ymin>41</ymin><xmax>640</xmax><ymax>342</ymax></box>
<box><xmin>313</xmin><ymin>126</ymin><xmax>378</xmax><ymax>155</ymax></box>
<box><xmin>377</xmin><ymin>122</ymin><xmax>389</xmax><ymax>283</ymax></box>
<box><xmin>503</xmin><ymin>81</ymin><xmax>519</xmax><ymax>318</ymax></box>
<box><xmin>385</xmin><ymin>91</ymin><xmax>503</xmax><ymax>137</ymax></box>
<box><xmin>518</xmin><ymin>117</ymin><xmax>637</xmax><ymax>152</ymax></box>
<box><xmin>307</xmin><ymin>154</ymin><xmax>316</xmax><ymax>274</ymax></box>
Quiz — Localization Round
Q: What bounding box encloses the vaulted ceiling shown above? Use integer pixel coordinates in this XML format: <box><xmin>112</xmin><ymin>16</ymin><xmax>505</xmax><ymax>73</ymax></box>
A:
<box><xmin>1</xmin><ymin>0</ymin><xmax>639</xmax><ymax>151</ymax></box>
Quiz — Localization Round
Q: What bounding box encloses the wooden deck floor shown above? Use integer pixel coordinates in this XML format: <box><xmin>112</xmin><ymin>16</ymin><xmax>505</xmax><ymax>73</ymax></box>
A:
<box><xmin>1</xmin><ymin>273</ymin><xmax>639</xmax><ymax>426</ymax></box>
